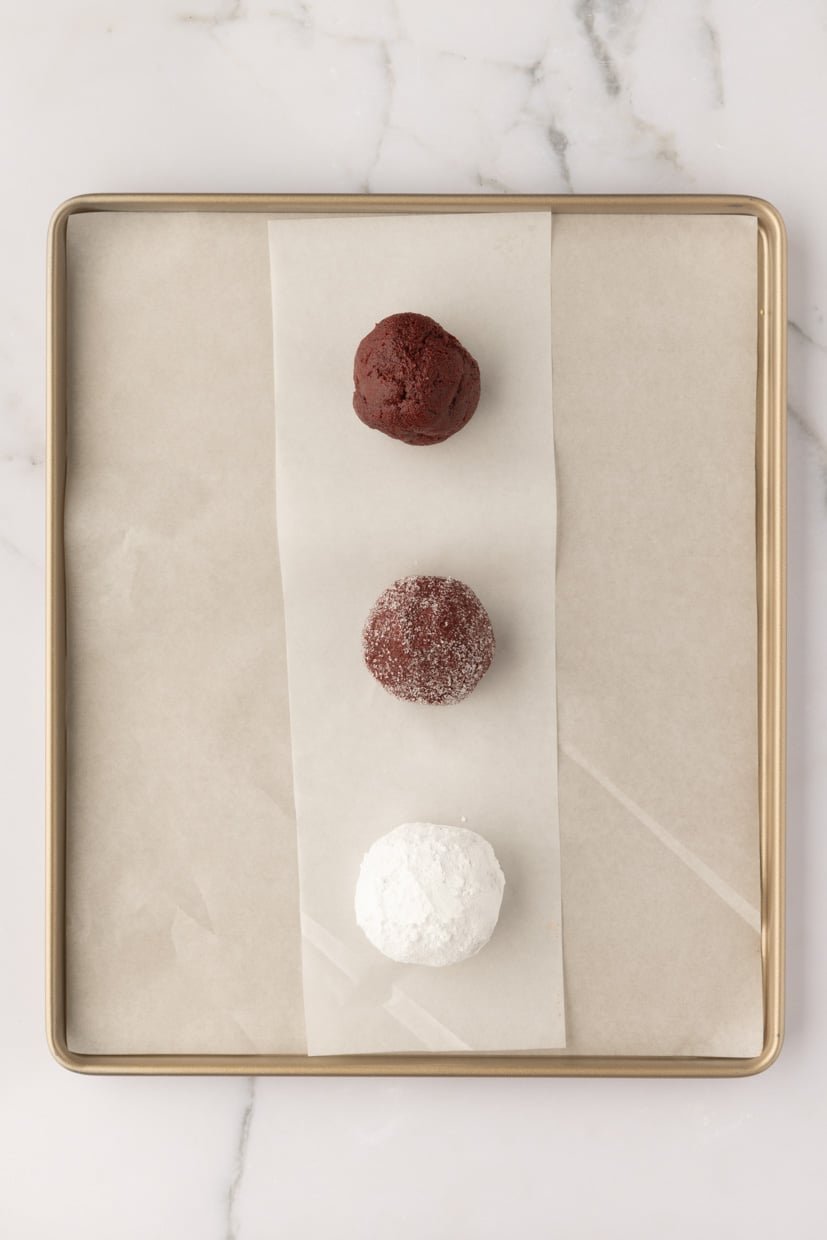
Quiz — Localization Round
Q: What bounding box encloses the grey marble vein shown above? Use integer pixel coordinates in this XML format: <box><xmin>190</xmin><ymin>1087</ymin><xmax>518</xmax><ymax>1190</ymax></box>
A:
<box><xmin>475</xmin><ymin>171</ymin><xmax>511</xmax><ymax>193</ymax></box>
<box><xmin>789</xmin><ymin>404</ymin><xmax>827</xmax><ymax>506</ymax></box>
<box><xmin>0</xmin><ymin>531</ymin><xmax>28</xmax><ymax>566</ymax></box>
<box><xmin>574</xmin><ymin>0</ymin><xmax>622</xmax><ymax>96</ymax></box>
<box><xmin>0</xmin><ymin>524</ymin><xmax>41</xmax><ymax>572</ymax></box>
<box><xmin>789</xmin><ymin>402</ymin><xmax>827</xmax><ymax>466</ymax></box>
<box><xmin>790</xmin><ymin>402</ymin><xmax>827</xmax><ymax>453</ymax></box>
<box><xmin>363</xmin><ymin>36</ymin><xmax>396</xmax><ymax>192</ymax></box>
<box><xmin>179</xmin><ymin>0</ymin><xmax>243</xmax><ymax>25</ymax></box>
<box><xmin>226</xmin><ymin>1078</ymin><xmax>256</xmax><ymax>1240</ymax></box>
<box><xmin>790</xmin><ymin>319</ymin><xmax>827</xmax><ymax>355</ymax></box>
<box><xmin>547</xmin><ymin>123</ymin><xmax>573</xmax><ymax>191</ymax></box>
<box><xmin>528</xmin><ymin>56</ymin><xmax>546</xmax><ymax>85</ymax></box>
<box><xmin>1</xmin><ymin>450</ymin><xmax>43</xmax><ymax>468</ymax></box>
<box><xmin>632</xmin><ymin>113</ymin><xmax>683</xmax><ymax>171</ymax></box>
<box><xmin>700</xmin><ymin>15</ymin><xmax>725</xmax><ymax>107</ymax></box>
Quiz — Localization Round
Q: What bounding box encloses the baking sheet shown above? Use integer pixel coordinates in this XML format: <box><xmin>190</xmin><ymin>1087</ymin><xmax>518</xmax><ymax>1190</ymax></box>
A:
<box><xmin>63</xmin><ymin>207</ymin><xmax>763</xmax><ymax>1059</ymax></box>
<box><xmin>268</xmin><ymin>213</ymin><xmax>565</xmax><ymax>1055</ymax></box>
<box><xmin>64</xmin><ymin>213</ymin><xmax>304</xmax><ymax>1054</ymax></box>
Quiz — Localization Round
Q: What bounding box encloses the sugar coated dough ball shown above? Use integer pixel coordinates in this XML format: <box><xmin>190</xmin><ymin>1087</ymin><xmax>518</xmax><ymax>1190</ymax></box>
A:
<box><xmin>362</xmin><ymin>575</ymin><xmax>495</xmax><ymax>705</ymax></box>
<box><xmin>355</xmin><ymin>822</ymin><xmax>506</xmax><ymax>966</ymax></box>
<box><xmin>352</xmin><ymin>312</ymin><xmax>481</xmax><ymax>445</ymax></box>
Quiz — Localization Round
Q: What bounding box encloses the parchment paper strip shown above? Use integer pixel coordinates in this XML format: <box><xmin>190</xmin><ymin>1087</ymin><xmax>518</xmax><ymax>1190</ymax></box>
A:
<box><xmin>269</xmin><ymin>212</ymin><xmax>566</xmax><ymax>1055</ymax></box>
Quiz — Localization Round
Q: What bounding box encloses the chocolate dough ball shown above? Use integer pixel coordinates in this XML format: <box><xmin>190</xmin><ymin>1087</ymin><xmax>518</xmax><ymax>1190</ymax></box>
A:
<box><xmin>353</xmin><ymin>312</ymin><xmax>481</xmax><ymax>445</ymax></box>
<box><xmin>362</xmin><ymin>575</ymin><xmax>495</xmax><ymax>705</ymax></box>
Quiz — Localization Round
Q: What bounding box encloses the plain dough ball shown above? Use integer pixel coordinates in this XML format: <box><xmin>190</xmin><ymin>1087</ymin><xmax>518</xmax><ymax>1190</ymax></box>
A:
<box><xmin>352</xmin><ymin>312</ymin><xmax>481</xmax><ymax>445</ymax></box>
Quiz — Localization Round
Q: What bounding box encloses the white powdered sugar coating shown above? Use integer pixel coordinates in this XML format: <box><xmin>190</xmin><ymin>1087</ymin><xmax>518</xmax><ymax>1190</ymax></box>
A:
<box><xmin>354</xmin><ymin>822</ymin><xmax>506</xmax><ymax>967</ymax></box>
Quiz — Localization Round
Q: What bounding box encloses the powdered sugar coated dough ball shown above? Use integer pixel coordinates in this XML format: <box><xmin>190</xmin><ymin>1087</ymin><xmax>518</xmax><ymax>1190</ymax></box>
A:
<box><xmin>355</xmin><ymin>822</ymin><xmax>505</xmax><ymax>967</ymax></box>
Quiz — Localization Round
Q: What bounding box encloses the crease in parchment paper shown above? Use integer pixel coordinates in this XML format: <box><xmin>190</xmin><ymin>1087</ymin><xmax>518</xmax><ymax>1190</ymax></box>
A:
<box><xmin>562</xmin><ymin>742</ymin><xmax>761</xmax><ymax>933</ymax></box>
<box><xmin>302</xmin><ymin>914</ymin><xmax>470</xmax><ymax>1052</ymax></box>
<box><xmin>269</xmin><ymin>212</ymin><xmax>566</xmax><ymax>1056</ymax></box>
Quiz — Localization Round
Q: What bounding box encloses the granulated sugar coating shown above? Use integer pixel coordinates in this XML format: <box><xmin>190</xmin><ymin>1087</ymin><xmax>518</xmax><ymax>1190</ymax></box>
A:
<box><xmin>362</xmin><ymin>575</ymin><xmax>495</xmax><ymax>705</ymax></box>
<box><xmin>355</xmin><ymin>822</ymin><xmax>506</xmax><ymax>966</ymax></box>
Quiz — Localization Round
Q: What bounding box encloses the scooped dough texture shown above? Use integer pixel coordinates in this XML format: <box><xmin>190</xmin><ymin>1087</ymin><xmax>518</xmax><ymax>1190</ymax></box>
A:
<box><xmin>352</xmin><ymin>312</ymin><xmax>481</xmax><ymax>445</ymax></box>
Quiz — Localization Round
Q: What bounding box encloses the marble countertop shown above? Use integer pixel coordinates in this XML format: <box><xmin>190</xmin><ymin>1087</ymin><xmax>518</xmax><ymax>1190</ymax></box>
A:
<box><xmin>1</xmin><ymin>1</ymin><xmax>824</xmax><ymax>1235</ymax></box>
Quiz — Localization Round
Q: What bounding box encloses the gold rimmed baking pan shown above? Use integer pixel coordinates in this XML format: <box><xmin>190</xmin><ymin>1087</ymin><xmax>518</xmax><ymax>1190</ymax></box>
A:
<box><xmin>47</xmin><ymin>194</ymin><xmax>785</xmax><ymax>1076</ymax></box>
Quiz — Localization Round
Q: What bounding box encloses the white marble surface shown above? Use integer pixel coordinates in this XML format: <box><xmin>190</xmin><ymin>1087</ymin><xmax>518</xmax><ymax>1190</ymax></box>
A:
<box><xmin>0</xmin><ymin>0</ymin><xmax>824</xmax><ymax>1234</ymax></box>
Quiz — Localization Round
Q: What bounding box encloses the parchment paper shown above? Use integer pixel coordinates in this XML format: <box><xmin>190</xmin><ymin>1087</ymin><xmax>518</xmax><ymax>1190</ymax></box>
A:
<box><xmin>63</xmin><ymin>209</ymin><xmax>763</xmax><ymax>1059</ymax></box>
<box><xmin>64</xmin><ymin>213</ymin><xmax>304</xmax><ymax>1054</ymax></box>
<box><xmin>268</xmin><ymin>213</ymin><xmax>565</xmax><ymax>1055</ymax></box>
<box><xmin>552</xmin><ymin>214</ymin><xmax>763</xmax><ymax>1056</ymax></box>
